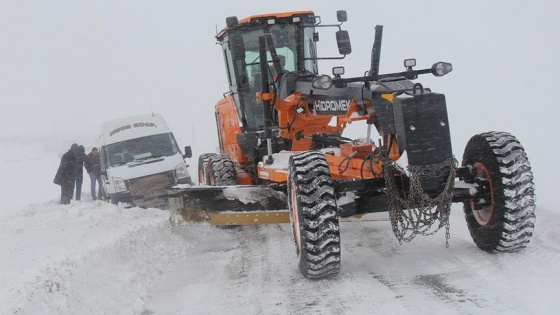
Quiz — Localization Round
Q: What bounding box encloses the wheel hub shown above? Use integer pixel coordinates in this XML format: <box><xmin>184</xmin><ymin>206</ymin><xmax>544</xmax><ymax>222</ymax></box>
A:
<box><xmin>470</xmin><ymin>162</ymin><xmax>494</xmax><ymax>226</ymax></box>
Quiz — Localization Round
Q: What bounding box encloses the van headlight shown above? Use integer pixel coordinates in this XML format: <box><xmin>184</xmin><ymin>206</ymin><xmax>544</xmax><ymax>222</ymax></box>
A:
<box><xmin>112</xmin><ymin>177</ymin><xmax>127</xmax><ymax>193</ymax></box>
<box><xmin>175</xmin><ymin>163</ymin><xmax>189</xmax><ymax>179</ymax></box>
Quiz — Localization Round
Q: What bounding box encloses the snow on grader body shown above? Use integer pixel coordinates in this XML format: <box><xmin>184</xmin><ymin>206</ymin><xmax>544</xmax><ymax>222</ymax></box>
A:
<box><xmin>168</xmin><ymin>10</ymin><xmax>536</xmax><ymax>279</ymax></box>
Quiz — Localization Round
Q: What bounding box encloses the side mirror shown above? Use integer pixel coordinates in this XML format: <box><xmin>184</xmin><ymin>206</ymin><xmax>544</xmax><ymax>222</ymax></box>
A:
<box><xmin>229</xmin><ymin>34</ymin><xmax>246</xmax><ymax>58</ymax></box>
<box><xmin>336</xmin><ymin>30</ymin><xmax>352</xmax><ymax>55</ymax></box>
<box><xmin>184</xmin><ymin>146</ymin><xmax>192</xmax><ymax>158</ymax></box>
<box><xmin>336</xmin><ymin>10</ymin><xmax>348</xmax><ymax>23</ymax></box>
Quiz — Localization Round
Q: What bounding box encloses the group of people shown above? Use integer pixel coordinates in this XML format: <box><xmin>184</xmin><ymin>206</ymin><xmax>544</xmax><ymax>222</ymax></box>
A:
<box><xmin>53</xmin><ymin>143</ymin><xmax>104</xmax><ymax>205</ymax></box>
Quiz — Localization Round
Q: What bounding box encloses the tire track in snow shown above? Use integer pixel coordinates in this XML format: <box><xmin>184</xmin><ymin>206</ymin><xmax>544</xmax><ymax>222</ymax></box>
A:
<box><xmin>336</xmin><ymin>218</ymin><xmax>491</xmax><ymax>314</ymax></box>
<box><xmin>143</xmin><ymin>208</ymin><xmax>559</xmax><ymax>314</ymax></box>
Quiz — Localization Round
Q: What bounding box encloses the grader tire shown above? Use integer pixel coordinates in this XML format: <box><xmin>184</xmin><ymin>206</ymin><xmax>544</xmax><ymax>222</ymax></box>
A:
<box><xmin>207</xmin><ymin>154</ymin><xmax>237</xmax><ymax>186</ymax></box>
<box><xmin>288</xmin><ymin>151</ymin><xmax>341</xmax><ymax>279</ymax></box>
<box><xmin>198</xmin><ymin>153</ymin><xmax>217</xmax><ymax>185</ymax></box>
<box><xmin>462</xmin><ymin>131</ymin><xmax>536</xmax><ymax>252</ymax></box>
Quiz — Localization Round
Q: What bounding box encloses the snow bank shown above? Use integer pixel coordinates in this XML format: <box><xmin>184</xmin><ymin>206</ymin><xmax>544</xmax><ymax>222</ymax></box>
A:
<box><xmin>0</xmin><ymin>201</ymin><xmax>210</xmax><ymax>314</ymax></box>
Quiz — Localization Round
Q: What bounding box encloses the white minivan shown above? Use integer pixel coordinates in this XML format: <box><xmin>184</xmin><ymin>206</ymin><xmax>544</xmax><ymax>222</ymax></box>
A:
<box><xmin>99</xmin><ymin>113</ymin><xmax>193</xmax><ymax>208</ymax></box>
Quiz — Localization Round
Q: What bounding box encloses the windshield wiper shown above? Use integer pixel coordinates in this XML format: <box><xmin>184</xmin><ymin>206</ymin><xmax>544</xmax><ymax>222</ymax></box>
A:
<box><xmin>135</xmin><ymin>154</ymin><xmax>168</xmax><ymax>161</ymax></box>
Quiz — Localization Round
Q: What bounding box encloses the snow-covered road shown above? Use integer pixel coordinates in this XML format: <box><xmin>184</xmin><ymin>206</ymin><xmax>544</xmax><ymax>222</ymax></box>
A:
<box><xmin>1</xmin><ymin>141</ymin><xmax>558</xmax><ymax>314</ymax></box>
<box><xmin>145</xmin><ymin>207</ymin><xmax>559</xmax><ymax>315</ymax></box>
<box><xmin>3</xmin><ymin>201</ymin><xmax>557</xmax><ymax>314</ymax></box>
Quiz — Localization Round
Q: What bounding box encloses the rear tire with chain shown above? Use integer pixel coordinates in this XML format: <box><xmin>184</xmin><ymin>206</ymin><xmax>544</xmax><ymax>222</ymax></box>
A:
<box><xmin>462</xmin><ymin>131</ymin><xmax>536</xmax><ymax>252</ymax></box>
<box><xmin>198</xmin><ymin>153</ymin><xmax>217</xmax><ymax>185</ymax></box>
<box><xmin>288</xmin><ymin>151</ymin><xmax>340</xmax><ymax>279</ymax></box>
<box><xmin>207</xmin><ymin>154</ymin><xmax>237</xmax><ymax>186</ymax></box>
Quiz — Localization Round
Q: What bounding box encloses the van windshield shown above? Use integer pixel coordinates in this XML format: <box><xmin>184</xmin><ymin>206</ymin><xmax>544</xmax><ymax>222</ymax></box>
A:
<box><xmin>104</xmin><ymin>133</ymin><xmax>179</xmax><ymax>167</ymax></box>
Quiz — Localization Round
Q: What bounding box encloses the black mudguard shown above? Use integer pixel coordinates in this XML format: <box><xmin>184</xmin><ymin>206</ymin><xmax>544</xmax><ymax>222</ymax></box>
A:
<box><xmin>393</xmin><ymin>92</ymin><xmax>453</xmax><ymax>194</ymax></box>
<box><xmin>393</xmin><ymin>92</ymin><xmax>452</xmax><ymax>164</ymax></box>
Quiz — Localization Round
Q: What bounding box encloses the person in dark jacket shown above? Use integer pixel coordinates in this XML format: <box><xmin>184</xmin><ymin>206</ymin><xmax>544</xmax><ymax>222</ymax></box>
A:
<box><xmin>84</xmin><ymin>147</ymin><xmax>104</xmax><ymax>200</ymax></box>
<box><xmin>53</xmin><ymin>143</ymin><xmax>78</xmax><ymax>204</ymax></box>
<box><xmin>74</xmin><ymin>145</ymin><xmax>86</xmax><ymax>201</ymax></box>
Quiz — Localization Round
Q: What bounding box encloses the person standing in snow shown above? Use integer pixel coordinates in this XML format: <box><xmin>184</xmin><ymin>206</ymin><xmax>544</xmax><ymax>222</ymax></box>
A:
<box><xmin>53</xmin><ymin>143</ymin><xmax>78</xmax><ymax>204</ymax></box>
<box><xmin>85</xmin><ymin>147</ymin><xmax>104</xmax><ymax>200</ymax></box>
<box><xmin>73</xmin><ymin>145</ymin><xmax>86</xmax><ymax>201</ymax></box>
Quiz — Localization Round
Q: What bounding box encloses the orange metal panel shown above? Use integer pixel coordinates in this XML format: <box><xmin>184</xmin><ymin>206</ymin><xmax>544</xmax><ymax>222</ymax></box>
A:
<box><xmin>257</xmin><ymin>163</ymin><xmax>288</xmax><ymax>183</ymax></box>
<box><xmin>340</xmin><ymin>143</ymin><xmax>373</xmax><ymax>159</ymax></box>
<box><xmin>325</xmin><ymin>155</ymin><xmax>383</xmax><ymax>180</ymax></box>
<box><xmin>214</xmin><ymin>95</ymin><xmax>250</xmax><ymax>165</ymax></box>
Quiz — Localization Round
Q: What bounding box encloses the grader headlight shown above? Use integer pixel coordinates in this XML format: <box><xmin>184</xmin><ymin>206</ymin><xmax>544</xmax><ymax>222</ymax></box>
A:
<box><xmin>312</xmin><ymin>75</ymin><xmax>333</xmax><ymax>90</ymax></box>
<box><xmin>431</xmin><ymin>62</ymin><xmax>453</xmax><ymax>77</ymax></box>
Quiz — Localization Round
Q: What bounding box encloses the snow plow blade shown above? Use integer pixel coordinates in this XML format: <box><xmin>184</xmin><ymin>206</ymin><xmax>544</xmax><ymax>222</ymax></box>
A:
<box><xmin>167</xmin><ymin>185</ymin><xmax>289</xmax><ymax>225</ymax></box>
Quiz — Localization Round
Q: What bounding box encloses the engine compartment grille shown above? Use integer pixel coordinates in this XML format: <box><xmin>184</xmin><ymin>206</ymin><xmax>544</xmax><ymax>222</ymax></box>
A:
<box><xmin>128</xmin><ymin>171</ymin><xmax>175</xmax><ymax>197</ymax></box>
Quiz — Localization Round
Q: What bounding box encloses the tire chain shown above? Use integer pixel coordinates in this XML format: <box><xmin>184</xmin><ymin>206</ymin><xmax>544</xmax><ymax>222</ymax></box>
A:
<box><xmin>381</xmin><ymin>153</ymin><xmax>457</xmax><ymax>246</ymax></box>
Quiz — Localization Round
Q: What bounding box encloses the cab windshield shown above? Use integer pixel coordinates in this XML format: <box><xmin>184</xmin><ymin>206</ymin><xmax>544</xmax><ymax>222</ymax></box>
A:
<box><xmin>227</xmin><ymin>22</ymin><xmax>318</xmax><ymax>130</ymax></box>
<box><xmin>240</xmin><ymin>23</ymin><xmax>318</xmax><ymax>81</ymax></box>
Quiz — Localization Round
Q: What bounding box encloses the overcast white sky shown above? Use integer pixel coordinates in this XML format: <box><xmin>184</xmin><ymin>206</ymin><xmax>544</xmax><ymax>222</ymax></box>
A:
<box><xmin>1</xmin><ymin>0</ymin><xmax>559</xmax><ymax>207</ymax></box>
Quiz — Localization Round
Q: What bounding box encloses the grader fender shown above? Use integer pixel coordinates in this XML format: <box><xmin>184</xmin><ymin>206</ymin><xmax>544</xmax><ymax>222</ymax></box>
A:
<box><xmin>167</xmin><ymin>186</ymin><xmax>288</xmax><ymax>225</ymax></box>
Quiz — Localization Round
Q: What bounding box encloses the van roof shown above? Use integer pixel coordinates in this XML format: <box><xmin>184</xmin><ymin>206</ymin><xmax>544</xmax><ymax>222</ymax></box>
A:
<box><xmin>100</xmin><ymin>113</ymin><xmax>172</xmax><ymax>145</ymax></box>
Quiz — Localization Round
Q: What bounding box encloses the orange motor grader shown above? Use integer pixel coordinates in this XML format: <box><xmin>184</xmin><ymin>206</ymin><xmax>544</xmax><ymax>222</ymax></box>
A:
<box><xmin>168</xmin><ymin>10</ymin><xmax>536</xmax><ymax>279</ymax></box>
